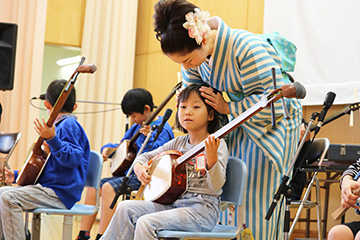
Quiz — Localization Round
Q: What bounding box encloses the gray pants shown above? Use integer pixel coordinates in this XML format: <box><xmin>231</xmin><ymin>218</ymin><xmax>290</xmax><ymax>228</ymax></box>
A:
<box><xmin>101</xmin><ymin>193</ymin><xmax>220</xmax><ymax>240</ymax></box>
<box><xmin>0</xmin><ymin>184</ymin><xmax>66</xmax><ymax>240</ymax></box>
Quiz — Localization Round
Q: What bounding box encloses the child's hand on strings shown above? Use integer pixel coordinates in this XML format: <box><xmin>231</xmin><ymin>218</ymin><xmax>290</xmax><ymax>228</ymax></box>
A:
<box><xmin>205</xmin><ymin>135</ymin><xmax>220</xmax><ymax>169</ymax></box>
<box><xmin>140</xmin><ymin>123</ymin><xmax>151</xmax><ymax>136</ymax></box>
<box><xmin>134</xmin><ymin>162</ymin><xmax>152</xmax><ymax>186</ymax></box>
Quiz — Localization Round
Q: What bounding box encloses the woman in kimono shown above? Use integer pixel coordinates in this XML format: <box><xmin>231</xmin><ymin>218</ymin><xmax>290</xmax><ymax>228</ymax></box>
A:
<box><xmin>153</xmin><ymin>0</ymin><xmax>303</xmax><ymax>239</ymax></box>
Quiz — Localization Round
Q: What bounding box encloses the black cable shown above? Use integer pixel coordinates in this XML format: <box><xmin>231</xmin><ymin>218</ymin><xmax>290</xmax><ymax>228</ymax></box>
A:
<box><xmin>29</xmin><ymin>99</ymin><xmax>122</xmax><ymax>114</ymax></box>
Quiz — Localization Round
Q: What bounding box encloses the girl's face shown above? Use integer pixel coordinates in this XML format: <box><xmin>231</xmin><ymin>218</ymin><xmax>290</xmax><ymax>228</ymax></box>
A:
<box><xmin>178</xmin><ymin>91</ymin><xmax>213</xmax><ymax>132</ymax></box>
<box><xmin>165</xmin><ymin>46</ymin><xmax>208</xmax><ymax>70</ymax></box>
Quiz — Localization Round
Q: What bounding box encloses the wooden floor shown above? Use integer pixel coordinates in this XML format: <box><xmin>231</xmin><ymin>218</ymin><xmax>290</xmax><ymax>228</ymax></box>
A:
<box><xmin>291</xmin><ymin>229</ymin><xmax>325</xmax><ymax>240</ymax></box>
<box><xmin>33</xmin><ymin>215</ymin><xmax>323</xmax><ymax>240</ymax></box>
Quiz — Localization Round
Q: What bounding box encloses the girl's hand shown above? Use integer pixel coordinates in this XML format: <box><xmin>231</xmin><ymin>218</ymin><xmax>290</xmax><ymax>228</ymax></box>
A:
<box><xmin>0</xmin><ymin>168</ymin><xmax>15</xmax><ymax>185</ymax></box>
<box><xmin>34</xmin><ymin>117</ymin><xmax>55</xmax><ymax>140</ymax></box>
<box><xmin>205</xmin><ymin>135</ymin><xmax>220</xmax><ymax>169</ymax></box>
<box><xmin>341</xmin><ymin>175</ymin><xmax>360</xmax><ymax>209</ymax></box>
<box><xmin>134</xmin><ymin>162</ymin><xmax>152</xmax><ymax>186</ymax></box>
<box><xmin>140</xmin><ymin>123</ymin><xmax>151</xmax><ymax>136</ymax></box>
<box><xmin>200</xmin><ymin>86</ymin><xmax>230</xmax><ymax>115</ymax></box>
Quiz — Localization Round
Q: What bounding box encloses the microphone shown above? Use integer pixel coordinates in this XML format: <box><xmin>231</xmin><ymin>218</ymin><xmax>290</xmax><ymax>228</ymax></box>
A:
<box><xmin>31</xmin><ymin>94</ymin><xmax>46</xmax><ymax>100</ymax></box>
<box><xmin>281</xmin><ymin>82</ymin><xmax>306</xmax><ymax>99</ymax></box>
<box><xmin>151</xmin><ymin>108</ymin><xmax>172</xmax><ymax>148</ymax></box>
<box><xmin>314</xmin><ymin>91</ymin><xmax>336</xmax><ymax>134</ymax></box>
<box><xmin>293</xmin><ymin>82</ymin><xmax>306</xmax><ymax>99</ymax></box>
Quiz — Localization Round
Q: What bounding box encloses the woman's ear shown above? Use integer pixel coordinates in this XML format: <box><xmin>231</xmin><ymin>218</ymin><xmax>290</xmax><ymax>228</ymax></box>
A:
<box><xmin>43</xmin><ymin>100</ymin><xmax>52</xmax><ymax>110</ymax></box>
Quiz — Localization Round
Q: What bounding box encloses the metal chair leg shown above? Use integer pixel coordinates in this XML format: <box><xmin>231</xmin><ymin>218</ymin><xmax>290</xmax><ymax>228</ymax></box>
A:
<box><xmin>62</xmin><ymin>215</ymin><xmax>73</xmax><ymax>240</ymax></box>
<box><xmin>314</xmin><ymin>176</ymin><xmax>323</xmax><ymax>240</ymax></box>
<box><xmin>31</xmin><ymin>213</ymin><xmax>41</xmax><ymax>240</ymax></box>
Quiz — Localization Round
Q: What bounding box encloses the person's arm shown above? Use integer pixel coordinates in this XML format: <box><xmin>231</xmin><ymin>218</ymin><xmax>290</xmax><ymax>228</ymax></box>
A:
<box><xmin>205</xmin><ymin>139</ymin><xmax>228</xmax><ymax>192</ymax></box>
<box><xmin>46</xmin><ymin>121</ymin><xmax>87</xmax><ymax>169</ymax></box>
<box><xmin>340</xmin><ymin>174</ymin><xmax>360</xmax><ymax>209</ymax></box>
<box><xmin>340</xmin><ymin>159</ymin><xmax>360</xmax><ymax>209</ymax></box>
<box><xmin>133</xmin><ymin>138</ymin><xmax>176</xmax><ymax>185</ymax></box>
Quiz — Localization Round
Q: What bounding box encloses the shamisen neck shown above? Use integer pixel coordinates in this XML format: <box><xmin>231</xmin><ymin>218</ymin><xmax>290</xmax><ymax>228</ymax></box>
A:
<box><xmin>175</xmin><ymin>96</ymin><xmax>268</xmax><ymax>166</ymax></box>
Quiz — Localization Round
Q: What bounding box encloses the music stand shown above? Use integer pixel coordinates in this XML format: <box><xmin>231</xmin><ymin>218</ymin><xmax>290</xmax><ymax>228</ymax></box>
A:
<box><xmin>109</xmin><ymin>125</ymin><xmax>157</xmax><ymax>209</ymax></box>
<box><xmin>265</xmin><ymin>111</ymin><xmax>320</xmax><ymax>240</ymax></box>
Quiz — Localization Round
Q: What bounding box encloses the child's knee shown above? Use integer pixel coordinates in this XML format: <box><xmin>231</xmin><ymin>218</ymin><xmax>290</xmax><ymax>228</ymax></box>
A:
<box><xmin>102</xmin><ymin>182</ymin><xmax>115</xmax><ymax>196</ymax></box>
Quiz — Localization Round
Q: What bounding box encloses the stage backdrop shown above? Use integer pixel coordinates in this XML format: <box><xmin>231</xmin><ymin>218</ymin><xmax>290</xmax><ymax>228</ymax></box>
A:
<box><xmin>263</xmin><ymin>0</ymin><xmax>360</xmax><ymax>106</ymax></box>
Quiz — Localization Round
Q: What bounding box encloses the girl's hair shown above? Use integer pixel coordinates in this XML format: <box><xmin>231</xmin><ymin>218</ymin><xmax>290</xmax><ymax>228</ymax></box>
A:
<box><xmin>153</xmin><ymin>0</ymin><xmax>201</xmax><ymax>55</ymax></box>
<box><xmin>45</xmin><ymin>79</ymin><xmax>76</xmax><ymax>113</ymax></box>
<box><xmin>175</xmin><ymin>83</ymin><xmax>220</xmax><ymax>134</ymax></box>
<box><xmin>121</xmin><ymin>88</ymin><xmax>154</xmax><ymax>115</ymax></box>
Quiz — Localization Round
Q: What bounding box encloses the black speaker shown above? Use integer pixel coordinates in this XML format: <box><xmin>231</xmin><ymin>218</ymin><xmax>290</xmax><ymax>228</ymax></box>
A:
<box><xmin>0</xmin><ymin>22</ymin><xmax>18</xmax><ymax>91</ymax></box>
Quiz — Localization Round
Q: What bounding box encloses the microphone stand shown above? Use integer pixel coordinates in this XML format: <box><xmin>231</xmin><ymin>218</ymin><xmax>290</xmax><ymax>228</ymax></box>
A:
<box><xmin>109</xmin><ymin>125</ymin><xmax>157</xmax><ymax>209</ymax></box>
<box><xmin>265</xmin><ymin>111</ymin><xmax>319</xmax><ymax>240</ymax></box>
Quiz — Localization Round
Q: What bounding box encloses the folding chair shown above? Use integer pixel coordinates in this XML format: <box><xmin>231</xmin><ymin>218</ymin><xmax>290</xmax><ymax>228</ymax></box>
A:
<box><xmin>0</xmin><ymin>132</ymin><xmax>21</xmax><ymax>186</ymax></box>
<box><xmin>25</xmin><ymin>150</ymin><xmax>103</xmax><ymax>240</ymax></box>
<box><xmin>289</xmin><ymin>138</ymin><xmax>330</xmax><ymax>240</ymax></box>
<box><xmin>157</xmin><ymin>156</ymin><xmax>247</xmax><ymax>240</ymax></box>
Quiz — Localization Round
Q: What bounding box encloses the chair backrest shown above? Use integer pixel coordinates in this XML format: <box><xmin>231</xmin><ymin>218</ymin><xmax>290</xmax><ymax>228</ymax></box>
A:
<box><xmin>85</xmin><ymin>150</ymin><xmax>103</xmax><ymax>190</ymax></box>
<box><xmin>0</xmin><ymin>132</ymin><xmax>21</xmax><ymax>154</ymax></box>
<box><xmin>221</xmin><ymin>156</ymin><xmax>247</xmax><ymax>206</ymax></box>
<box><xmin>0</xmin><ymin>132</ymin><xmax>21</xmax><ymax>168</ymax></box>
<box><xmin>308</xmin><ymin>138</ymin><xmax>330</xmax><ymax>165</ymax></box>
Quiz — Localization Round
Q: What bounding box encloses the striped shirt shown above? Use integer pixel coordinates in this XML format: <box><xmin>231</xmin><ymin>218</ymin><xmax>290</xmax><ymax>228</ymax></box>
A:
<box><xmin>181</xmin><ymin>17</ymin><xmax>302</xmax><ymax>240</ymax></box>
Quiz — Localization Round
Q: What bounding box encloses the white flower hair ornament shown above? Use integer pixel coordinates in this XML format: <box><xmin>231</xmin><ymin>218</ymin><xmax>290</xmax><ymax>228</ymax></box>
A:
<box><xmin>183</xmin><ymin>8</ymin><xmax>211</xmax><ymax>45</ymax></box>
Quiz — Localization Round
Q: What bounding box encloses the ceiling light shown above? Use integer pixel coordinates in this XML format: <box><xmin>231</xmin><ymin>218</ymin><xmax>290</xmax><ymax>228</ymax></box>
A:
<box><xmin>56</xmin><ymin>55</ymin><xmax>82</xmax><ymax>66</ymax></box>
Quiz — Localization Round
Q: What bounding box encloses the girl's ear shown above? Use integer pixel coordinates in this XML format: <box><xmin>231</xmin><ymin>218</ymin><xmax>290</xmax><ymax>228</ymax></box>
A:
<box><xmin>43</xmin><ymin>100</ymin><xmax>52</xmax><ymax>110</ymax></box>
<box><xmin>208</xmin><ymin>109</ymin><xmax>214</xmax><ymax>121</ymax></box>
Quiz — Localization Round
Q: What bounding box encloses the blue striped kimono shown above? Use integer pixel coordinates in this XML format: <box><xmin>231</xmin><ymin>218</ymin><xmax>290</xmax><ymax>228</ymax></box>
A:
<box><xmin>181</xmin><ymin>17</ymin><xmax>302</xmax><ymax>240</ymax></box>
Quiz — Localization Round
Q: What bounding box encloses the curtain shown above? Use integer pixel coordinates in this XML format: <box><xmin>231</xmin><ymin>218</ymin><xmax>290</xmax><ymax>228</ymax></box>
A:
<box><xmin>77</xmin><ymin>0</ymin><xmax>138</xmax><ymax>176</ymax></box>
<box><xmin>0</xmin><ymin>0</ymin><xmax>47</xmax><ymax>169</ymax></box>
<box><xmin>263</xmin><ymin>0</ymin><xmax>360</xmax><ymax>106</ymax></box>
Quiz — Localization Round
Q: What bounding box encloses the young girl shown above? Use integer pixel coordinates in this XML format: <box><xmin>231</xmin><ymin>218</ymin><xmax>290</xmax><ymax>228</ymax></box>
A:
<box><xmin>100</xmin><ymin>83</ymin><xmax>229</xmax><ymax>240</ymax></box>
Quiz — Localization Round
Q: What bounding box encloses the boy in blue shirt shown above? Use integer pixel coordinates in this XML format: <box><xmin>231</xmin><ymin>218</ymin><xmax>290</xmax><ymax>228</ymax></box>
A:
<box><xmin>0</xmin><ymin>79</ymin><xmax>90</xmax><ymax>240</ymax></box>
<box><xmin>77</xmin><ymin>88</ymin><xmax>174</xmax><ymax>240</ymax></box>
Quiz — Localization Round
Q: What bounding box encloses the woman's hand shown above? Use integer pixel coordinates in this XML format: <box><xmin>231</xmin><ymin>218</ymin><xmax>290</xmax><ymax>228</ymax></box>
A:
<box><xmin>134</xmin><ymin>162</ymin><xmax>152</xmax><ymax>186</ymax></box>
<box><xmin>341</xmin><ymin>175</ymin><xmax>360</xmax><ymax>209</ymax></box>
<box><xmin>200</xmin><ymin>86</ymin><xmax>230</xmax><ymax>114</ymax></box>
<box><xmin>0</xmin><ymin>168</ymin><xmax>15</xmax><ymax>185</ymax></box>
<box><xmin>175</xmin><ymin>88</ymin><xmax>184</xmax><ymax>107</ymax></box>
<box><xmin>205</xmin><ymin>135</ymin><xmax>220</xmax><ymax>169</ymax></box>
